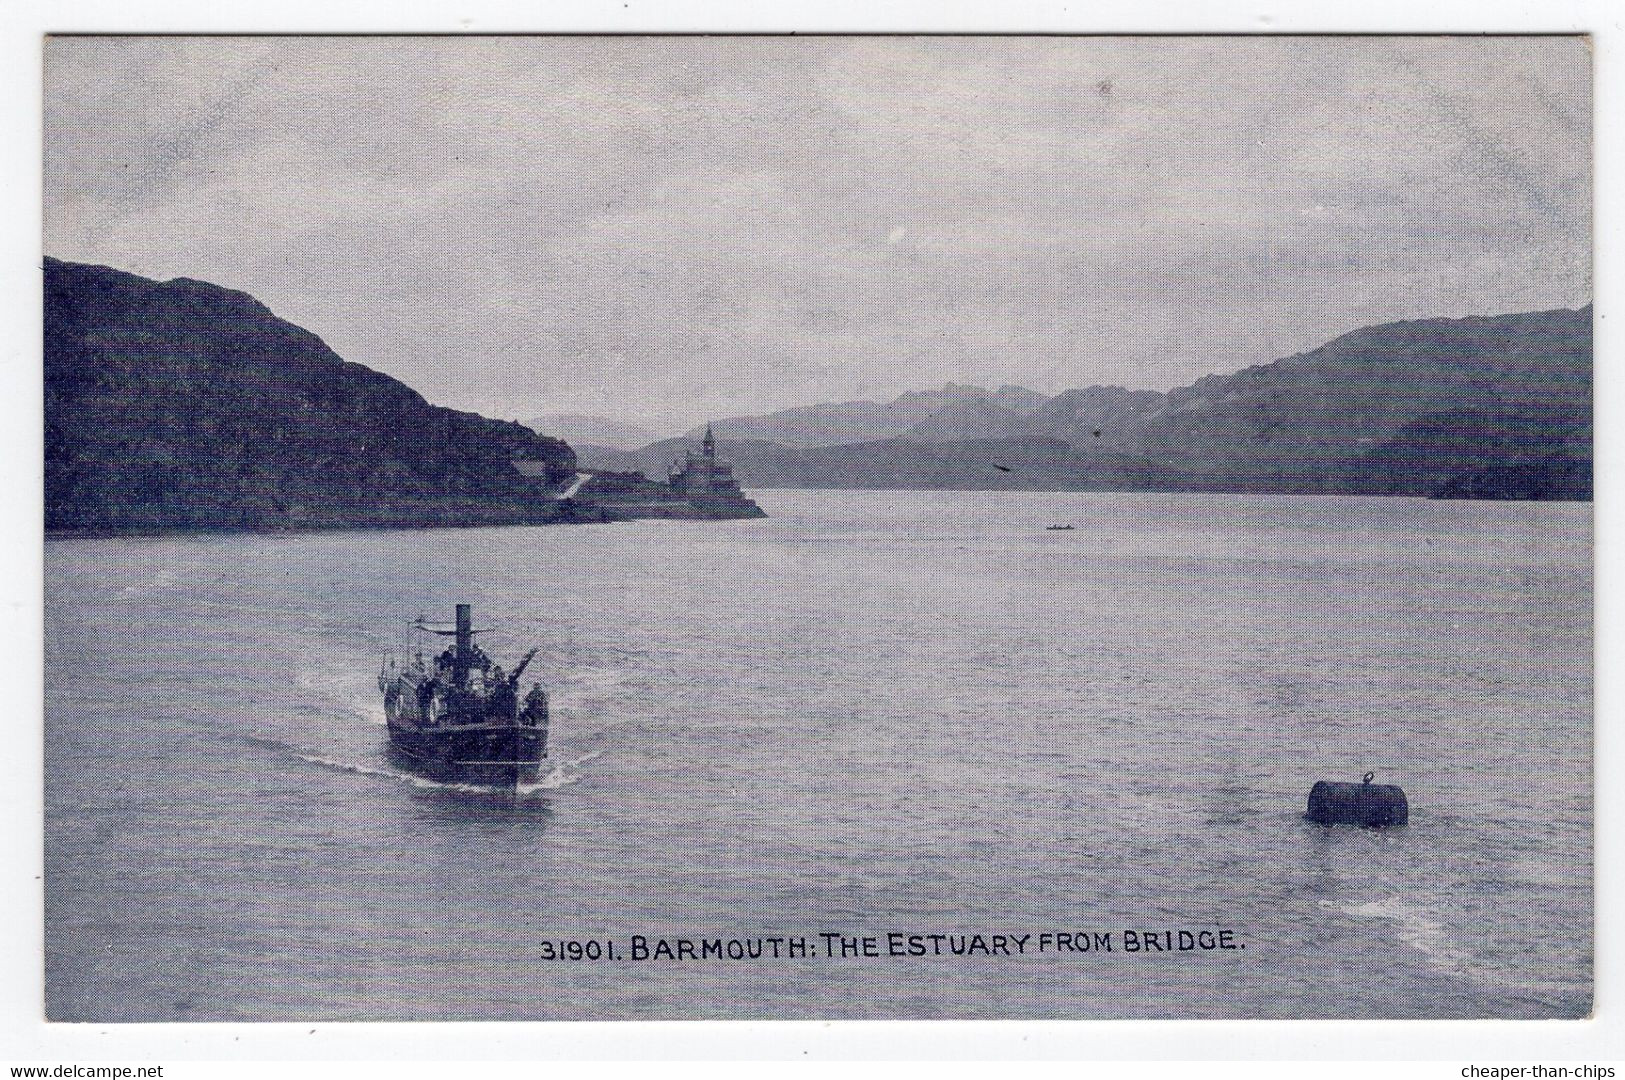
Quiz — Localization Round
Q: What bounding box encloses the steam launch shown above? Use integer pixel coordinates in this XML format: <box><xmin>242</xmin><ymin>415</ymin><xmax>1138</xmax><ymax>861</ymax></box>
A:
<box><xmin>378</xmin><ymin>604</ymin><xmax>550</xmax><ymax>786</ymax></box>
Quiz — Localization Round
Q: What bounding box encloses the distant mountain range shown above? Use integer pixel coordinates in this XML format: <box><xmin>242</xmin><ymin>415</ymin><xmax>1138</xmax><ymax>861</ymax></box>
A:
<box><xmin>46</xmin><ymin>258</ymin><xmax>577</xmax><ymax>533</ymax></box>
<box><xmin>576</xmin><ymin>307</ymin><xmax>1592</xmax><ymax>500</ymax></box>
<box><xmin>683</xmin><ymin>383</ymin><xmax>1052</xmax><ymax>447</ymax></box>
<box><xmin>522</xmin><ymin>412</ymin><xmax>663</xmax><ymax>451</ymax></box>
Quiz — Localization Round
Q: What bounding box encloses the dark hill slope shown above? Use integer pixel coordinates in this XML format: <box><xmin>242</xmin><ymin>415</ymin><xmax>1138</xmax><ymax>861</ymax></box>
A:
<box><xmin>1137</xmin><ymin>306</ymin><xmax>1591</xmax><ymax>492</ymax></box>
<box><xmin>45</xmin><ymin>258</ymin><xmax>574</xmax><ymax>533</ymax></box>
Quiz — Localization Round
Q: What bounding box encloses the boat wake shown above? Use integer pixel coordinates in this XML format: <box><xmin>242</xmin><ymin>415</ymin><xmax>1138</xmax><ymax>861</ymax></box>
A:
<box><xmin>210</xmin><ymin>711</ymin><xmax>599</xmax><ymax>798</ymax></box>
<box><xmin>551</xmin><ymin>665</ymin><xmax>632</xmax><ymax>707</ymax></box>
<box><xmin>293</xmin><ymin>666</ymin><xmax>388</xmax><ymax>726</ymax></box>
<box><xmin>1326</xmin><ymin>895</ymin><xmax>1550</xmax><ymax>1003</ymax></box>
<box><xmin>516</xmin><ymin>760</ymin><xmax>585</xmax><ymax>795</ymax></box>
<box><xmin>293</xmin><ymin>747</ymin><xmax>597</xmax><ymax>796</ymax></box>
<box><xmin>1333</xmin><ymin>897</ymin><xmax>1465</xmax><ymax>974</ymax></box>
<box><xmin>518</xmin><ymin>749</ymin><xmax>602</xmax><ymax>793</ymax></box>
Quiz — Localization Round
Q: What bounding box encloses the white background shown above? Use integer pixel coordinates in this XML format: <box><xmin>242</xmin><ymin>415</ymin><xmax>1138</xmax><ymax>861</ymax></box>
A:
<box><xmin>0</xmin><ymin>0</ymin><xmax>1617</xmax><ymax>1064</ymax></box>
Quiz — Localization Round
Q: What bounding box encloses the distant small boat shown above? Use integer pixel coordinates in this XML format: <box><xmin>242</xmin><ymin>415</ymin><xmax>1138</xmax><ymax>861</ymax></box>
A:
<box><xmin>1046</xmin><ymin>524</ymin><xmax>1075</xmax><ymax>531</ymax></box>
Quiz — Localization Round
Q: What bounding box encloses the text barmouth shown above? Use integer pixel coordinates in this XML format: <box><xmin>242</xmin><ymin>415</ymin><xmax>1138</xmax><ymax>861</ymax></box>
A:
<box><xmin>532</xmin><ymin>930</ymin><xmax>1246</xmax><ymax>962</ymax></box>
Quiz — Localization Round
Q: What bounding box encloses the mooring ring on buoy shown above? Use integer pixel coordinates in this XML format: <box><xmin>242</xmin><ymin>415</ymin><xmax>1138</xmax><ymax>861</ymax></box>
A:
<box><xmin>1362</xmin><ymin>771</ymin><xmax>1375</xmax><ymax>784</ymax></box>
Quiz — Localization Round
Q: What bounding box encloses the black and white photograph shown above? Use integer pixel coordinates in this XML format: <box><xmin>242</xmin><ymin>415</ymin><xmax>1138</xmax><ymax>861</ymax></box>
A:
<box><xmin>36</xmin><ymin>31</ymin><xmax>1593</xmax><ymax>1028</ymax></box>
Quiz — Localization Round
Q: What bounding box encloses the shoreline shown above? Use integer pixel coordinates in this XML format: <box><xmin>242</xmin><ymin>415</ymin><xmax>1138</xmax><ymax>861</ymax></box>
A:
<box><xmin>736</xmin><ymin>484</ymin><xmax>1592</xmax><ymax>504</ymax></box>
<box><xmin>43</xmin><ymin>485</ymin><xmax>1590</xmax><ymax>543</ymax></box>
<box><xmin>43</xmin><ymin>509</ymin><xmax>767</xmax><ymax>543</ymax></box>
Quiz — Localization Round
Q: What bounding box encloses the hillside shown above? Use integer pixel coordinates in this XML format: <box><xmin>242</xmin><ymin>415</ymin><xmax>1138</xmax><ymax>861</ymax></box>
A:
<box><xmin>1132</xmin><ymin>307</ymin><xmax>1591</xmax><ymax>491</ymax></box>
<box><xmin>580</xmin><ymin>306</ymin><xmax>1591</xmax><ymax>500</ymax></box>
<box><xmin>45</xmin><ymin>258</ymin><xmax>577</xmax><ymax>533</ymax></box>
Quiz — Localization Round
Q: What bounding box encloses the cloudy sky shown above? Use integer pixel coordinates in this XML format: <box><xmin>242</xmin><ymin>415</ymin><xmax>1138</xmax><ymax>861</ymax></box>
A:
<box><xmin>44</xmin><ymin>35</ymin><xmax>1590</xmax><ymax>431</ymax></box>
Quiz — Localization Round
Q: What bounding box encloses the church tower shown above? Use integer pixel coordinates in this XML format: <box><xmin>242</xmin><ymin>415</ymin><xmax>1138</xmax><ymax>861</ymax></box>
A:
<box><xmin>664</xmin><ymin>421</ymin><xmax>763</xmax><ymax>517</ymax></box>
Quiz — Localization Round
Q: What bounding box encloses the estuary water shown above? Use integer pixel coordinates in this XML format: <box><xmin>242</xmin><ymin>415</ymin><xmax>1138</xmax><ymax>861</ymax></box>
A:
<box><xmin>44</xmin><ymin>490</ymin><xmax>1591</xmax><ymax>1020</ymax></box>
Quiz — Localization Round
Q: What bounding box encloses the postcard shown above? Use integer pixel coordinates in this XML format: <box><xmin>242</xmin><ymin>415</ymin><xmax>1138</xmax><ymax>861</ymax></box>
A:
<box><xmin>41</xmin><ymin>34</ymin><xmax>1591</xmax><ymax>1021</ymax></box>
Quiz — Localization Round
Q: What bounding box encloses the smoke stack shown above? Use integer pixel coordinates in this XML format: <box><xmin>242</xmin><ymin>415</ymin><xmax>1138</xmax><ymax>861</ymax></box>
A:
<box><xmin>453</xmin><ymin>603</ymin><xmax>473</xmax><ymax>687</ymax></box>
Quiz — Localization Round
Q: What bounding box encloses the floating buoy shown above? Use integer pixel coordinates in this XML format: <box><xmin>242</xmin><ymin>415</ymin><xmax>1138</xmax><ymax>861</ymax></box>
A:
<box><xmin>1305</xmin><ymin>772</ymin><xmax>1408</xmax><ymax>828</ymax></box>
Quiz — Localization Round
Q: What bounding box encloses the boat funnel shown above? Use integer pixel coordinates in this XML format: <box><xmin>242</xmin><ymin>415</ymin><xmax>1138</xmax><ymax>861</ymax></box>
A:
<box><xmin>453</xmin><ymin>603</ymin><xmax>473</xmax><ymax>687</ymax></box>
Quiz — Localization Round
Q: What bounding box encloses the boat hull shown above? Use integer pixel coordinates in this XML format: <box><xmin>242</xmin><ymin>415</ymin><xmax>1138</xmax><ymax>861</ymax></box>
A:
<box><xmin>387</xmin><ymin>725</ymin><xmax>545</xmax><ymax>786</ymax></box>
<box><xmin>379</xmin><ymin>611</ymin><xmax>551</xmax><ymax>788</ymax></box>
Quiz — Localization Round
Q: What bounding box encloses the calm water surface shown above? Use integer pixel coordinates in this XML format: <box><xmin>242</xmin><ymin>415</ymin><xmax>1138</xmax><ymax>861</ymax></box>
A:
<box><xmin>44</xmin><ymin>490</ymin><xmax>1592</xmax><ymax>1019</ymax></box>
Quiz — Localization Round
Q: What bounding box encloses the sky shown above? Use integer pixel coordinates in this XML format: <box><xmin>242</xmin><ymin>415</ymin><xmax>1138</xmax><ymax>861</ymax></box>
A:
<box><xmin>43</xmin><ymin>35</ymin><xmax>1591</xmax><ymax>432</ymax></box>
